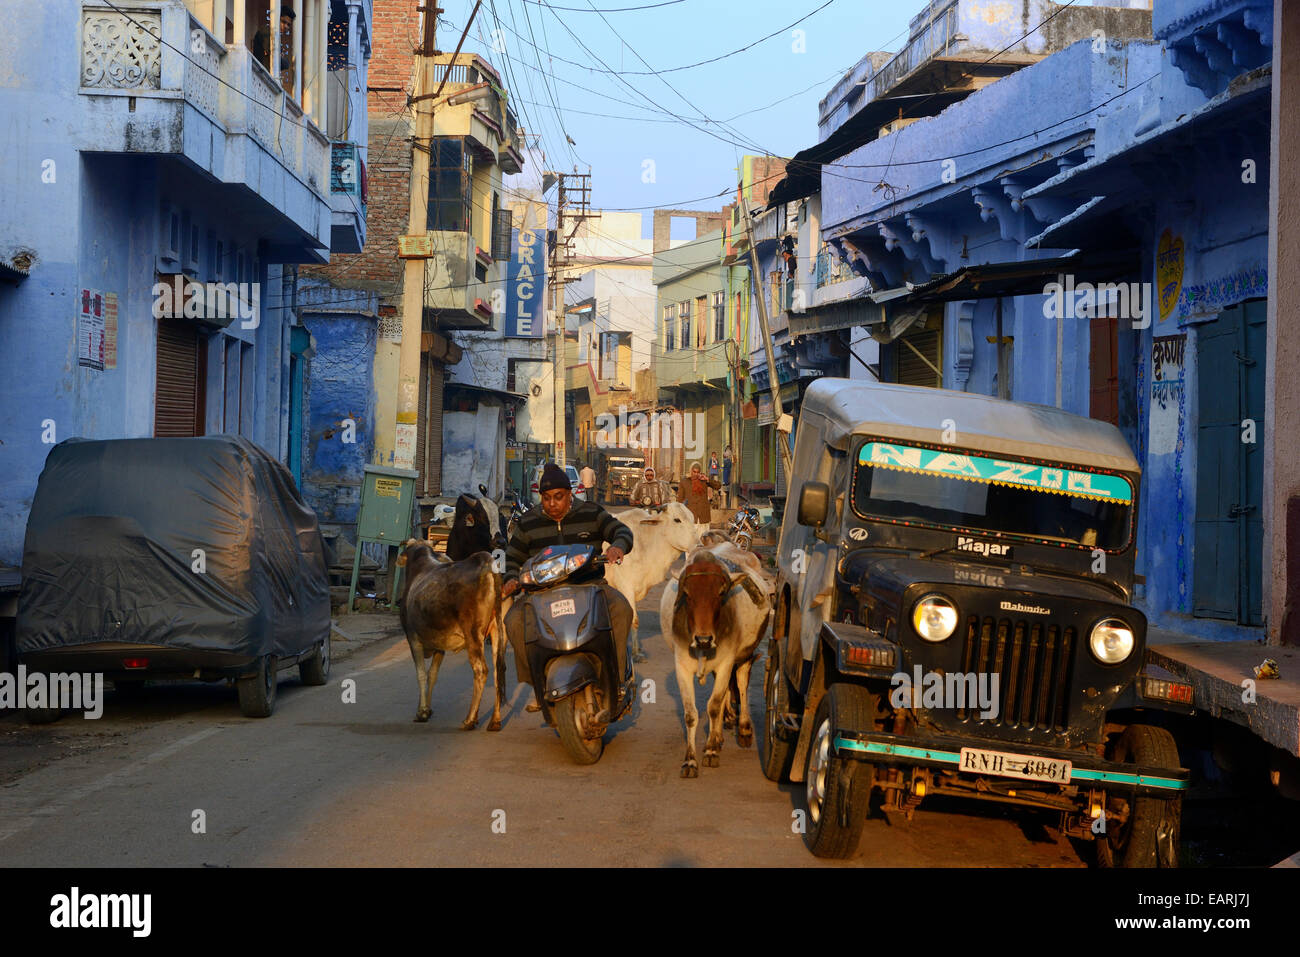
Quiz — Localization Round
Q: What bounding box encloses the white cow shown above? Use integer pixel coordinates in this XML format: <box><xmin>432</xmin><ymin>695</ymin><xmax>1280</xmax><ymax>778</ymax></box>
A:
<box><xmin>603</xmin><ymin>502</ymin><xmax>702</xmax><ymax>660</ymax></box>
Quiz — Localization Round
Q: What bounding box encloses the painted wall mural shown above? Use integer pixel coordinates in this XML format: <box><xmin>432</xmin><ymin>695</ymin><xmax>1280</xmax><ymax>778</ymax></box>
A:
<box><xmin>1175</xmin><ymin>264</ymin><xmax>1267</xmax><ymax>322</ymax></box>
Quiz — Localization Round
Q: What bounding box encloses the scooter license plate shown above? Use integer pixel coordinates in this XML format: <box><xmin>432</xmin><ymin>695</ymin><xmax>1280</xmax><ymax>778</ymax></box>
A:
<box><xmin>549</xmin><ymin>598</ymin><xmax>576</xmax><ymax>618</ymax></box>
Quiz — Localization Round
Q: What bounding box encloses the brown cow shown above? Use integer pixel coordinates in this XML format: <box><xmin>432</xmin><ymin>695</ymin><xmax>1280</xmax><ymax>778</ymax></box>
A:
<box><xmin>395</xmin><ymin>540</ymin><xmax>505</xmax><ymax>730</ymax></box>
<box><xmin>660</xmin><ymin>546</ymin><xmax>773</xmax><ymax>777</ymax></box>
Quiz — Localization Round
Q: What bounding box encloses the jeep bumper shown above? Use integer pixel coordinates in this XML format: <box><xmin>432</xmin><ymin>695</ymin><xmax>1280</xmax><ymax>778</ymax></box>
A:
<box><xmin>834</xmin><ymin>729</ymin><xmax>1187</xmax><ymax>797</ymax></box>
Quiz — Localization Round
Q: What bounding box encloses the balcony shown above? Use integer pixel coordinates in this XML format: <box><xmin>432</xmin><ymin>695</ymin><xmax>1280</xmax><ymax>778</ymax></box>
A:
<box><xmin>423</xmin><ymin>231</ymin><xmax>494</xmax><ymax>330</ymax></box>
<box><xmin>79</xmin><ymin>1</ymin><xmax>330</xmax><ymax>254</ymax></box>
<box><xmin>329</xmin><ymin>142</ymin><xmax>366</xmax><ymax>253</ymax></box>
<box><xmin>653</xmin><ymin>342</ymin><xmax>730</xmax><ymax>389</ymax></box>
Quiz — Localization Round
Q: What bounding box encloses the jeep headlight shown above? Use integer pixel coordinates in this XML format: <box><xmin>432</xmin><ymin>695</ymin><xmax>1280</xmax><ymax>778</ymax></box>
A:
<box><xmin>1089</xmin><ymin>618</ymin><xmax>1134</xmax><ymax>664</ymax></box>
<box><xmin>911</xmin><ymin>594</ymin><xmax>958</xmax><ymax>642</ymax></box>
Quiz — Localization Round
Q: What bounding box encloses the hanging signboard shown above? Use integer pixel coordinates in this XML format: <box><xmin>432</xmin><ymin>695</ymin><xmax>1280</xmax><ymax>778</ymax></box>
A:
<box><xmin>504</xmin><ymin>222</ymin><xmax>545</xmax><ymax>338</ymax></box>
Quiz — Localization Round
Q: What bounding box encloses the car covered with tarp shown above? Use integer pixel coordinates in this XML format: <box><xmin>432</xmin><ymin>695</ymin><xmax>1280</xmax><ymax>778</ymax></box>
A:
<box><xmin>16</xmin><ymin>435</ymin><xmax>332</xmax><ymax>718</ymax></box>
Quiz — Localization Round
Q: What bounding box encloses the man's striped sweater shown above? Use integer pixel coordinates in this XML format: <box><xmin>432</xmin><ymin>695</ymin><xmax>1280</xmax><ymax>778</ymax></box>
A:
<box><xmin>504</xmin><ymin>500</ymin><xmax>634</xmax><ymax>582</ymax></box>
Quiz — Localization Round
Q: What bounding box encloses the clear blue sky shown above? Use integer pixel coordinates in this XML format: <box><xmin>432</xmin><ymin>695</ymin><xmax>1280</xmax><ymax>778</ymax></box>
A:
<box><xmin>440</xmin><ymin>0</ymin><xmax>920</xmax><ymax>238</ymax></box>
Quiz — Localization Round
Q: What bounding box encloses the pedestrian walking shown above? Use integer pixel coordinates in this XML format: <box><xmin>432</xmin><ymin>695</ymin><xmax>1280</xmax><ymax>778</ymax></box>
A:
<box><xmin>678</xmin><ymin>461</ymin><xmax>721</xmax><ymax>525</ymax></box>
<box><xmin>708</xmin><ymin>451</ymin><xmax>721</xmax><ymax>507</ymax></box>
<box><xmin>722</xmin><ymin>445</ymin><xmax>733</xmax><ymax>508</ymax></box>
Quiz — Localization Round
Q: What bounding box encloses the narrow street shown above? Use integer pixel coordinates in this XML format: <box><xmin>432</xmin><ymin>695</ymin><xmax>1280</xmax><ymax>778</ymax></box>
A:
<box><xmin>0</xmin><ymin>580</ymin><xmax>1093</xmax><ymax>868</ymax></box>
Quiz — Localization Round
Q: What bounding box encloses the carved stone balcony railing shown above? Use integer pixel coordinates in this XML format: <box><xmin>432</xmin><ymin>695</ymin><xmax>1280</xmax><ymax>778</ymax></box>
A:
<box><xmin>80</xmin><ymin>2</ymin><xmax>330</xmax><ymax>217</ymax></box>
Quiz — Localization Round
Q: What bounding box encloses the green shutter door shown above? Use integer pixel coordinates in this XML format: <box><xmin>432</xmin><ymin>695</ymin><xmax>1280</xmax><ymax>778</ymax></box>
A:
<box><xmin>1193</xmin><ymin>300</ymin><xmax>1266</xmax><ymax>624</ymax></box>
<box><xmin>1242</xmin><ymin>299</ymin><xmax>1266</xmax><ymax>626</ymax></box>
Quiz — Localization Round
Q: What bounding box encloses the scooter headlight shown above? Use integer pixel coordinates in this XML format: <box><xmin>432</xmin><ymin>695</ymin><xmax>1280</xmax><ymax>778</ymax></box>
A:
<box><xmin>1089</xmin><ymin>618</ymin><xmax>1134</xmax><ymax>664</ymax></box>
<box><xmin>565</xmin><ymin>552</ymin><xmax>589</xmax><ymax>575</ymax></box>
<box><xmin>911</xmin><ymin>594</ymin><xmax>959</xmax><ymax>642</ymax></box>
<box><xmin>531</xmin><ymin>554</ymin><xmax>567</xmax><ymax>584</ymax></box>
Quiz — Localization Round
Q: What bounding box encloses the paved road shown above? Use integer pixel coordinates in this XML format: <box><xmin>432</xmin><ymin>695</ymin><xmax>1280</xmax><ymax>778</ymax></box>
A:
<box><xmin>0</xmin><ymin>579</ymin><xmax>1100</xmax><ymax>867</ymax></box>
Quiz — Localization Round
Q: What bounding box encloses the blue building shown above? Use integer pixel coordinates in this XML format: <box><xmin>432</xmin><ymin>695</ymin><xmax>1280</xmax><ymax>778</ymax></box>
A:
<box><xmin>0</xmin><ymin>0</ymin><xmax>366</xmax><ymax>568</ymax></box>
<box><xmin>774</xmin><ymin>0</ymin><xmax>1273</xmax><ymax>638</ymax></box>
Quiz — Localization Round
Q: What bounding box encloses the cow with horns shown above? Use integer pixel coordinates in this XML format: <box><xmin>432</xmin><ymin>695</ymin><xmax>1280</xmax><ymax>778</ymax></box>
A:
<box><xmin>661</xmin><ymin>544</ymin><xmax>773</xmax><ymax>777</ymax></box>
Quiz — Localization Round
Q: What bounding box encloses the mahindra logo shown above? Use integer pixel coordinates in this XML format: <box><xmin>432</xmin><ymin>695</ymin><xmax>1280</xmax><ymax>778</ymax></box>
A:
<box><xmin>1000</xmin><ymin>601</ymin><xmax>1050</xmax><ymax>615</ymax></box>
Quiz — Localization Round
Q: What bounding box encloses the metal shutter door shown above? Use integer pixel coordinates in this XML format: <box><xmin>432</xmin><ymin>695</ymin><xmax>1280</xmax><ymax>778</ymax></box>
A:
<box><xmin>154</xmin><ymin>317</ymin><xmax>204</xmax><ymax>437</ymax></box>
<box><xmin>415</xmin><ymin>355</ymin><xmax>444</xmax><ymax>496</ymax></box>
<box><xmin>896</xmin><ymin>329</ymin><xmax>941</xmax><ymax>387</ymax></box>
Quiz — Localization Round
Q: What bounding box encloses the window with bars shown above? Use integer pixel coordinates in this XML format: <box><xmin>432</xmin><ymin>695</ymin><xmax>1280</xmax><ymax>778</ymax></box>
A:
<box><xmin>712</xmin><ymin>291</ymin><xmax>725</xmax><ymax>342</ymax></box>
<box><xmin>428</xmin><ymin>138</ymin><xmax>472</xmax><ymax>232</ymax></box>
<box><xmin>680</xmin><ymin>299</ymin><xmax>692</xmax><ymax>349</ymax></box>
<box><xmin>664</xmin><ymin>303</ymin><xmax>676</xmax><ymax>351</ymax></box>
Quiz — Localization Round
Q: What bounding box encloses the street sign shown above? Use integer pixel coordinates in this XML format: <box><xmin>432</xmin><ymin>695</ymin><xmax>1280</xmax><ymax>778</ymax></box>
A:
<box><xmin>397</xmin><ymin>234</ymin><xmax>433</xmax><ymax>258</ymax></box>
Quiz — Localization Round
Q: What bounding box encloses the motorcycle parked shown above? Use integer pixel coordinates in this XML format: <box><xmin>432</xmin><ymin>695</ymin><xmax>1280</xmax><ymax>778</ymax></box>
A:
<box><xmin>727</xmin><ymin>504</ymin><xmax>761</xmax><ymax>550</ymax></box>
<box><xmin>513</xmin><ymin>543</ymin><xmax>635</xmax><ymax>764</ymax></box>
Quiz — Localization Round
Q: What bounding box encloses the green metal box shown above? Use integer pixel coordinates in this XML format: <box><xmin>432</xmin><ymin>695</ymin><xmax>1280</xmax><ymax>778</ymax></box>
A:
<box><xmin>357</xmin><ymin>464</ymin><xmax>418</xmax><ymax>542</ymax></box>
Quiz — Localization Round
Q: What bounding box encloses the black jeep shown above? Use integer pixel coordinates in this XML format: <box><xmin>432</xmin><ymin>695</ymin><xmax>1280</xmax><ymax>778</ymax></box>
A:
<box><xmin>762</xmin><ymin>379</ymin><xmax>1191</xmax><ymax>866</ymax></box>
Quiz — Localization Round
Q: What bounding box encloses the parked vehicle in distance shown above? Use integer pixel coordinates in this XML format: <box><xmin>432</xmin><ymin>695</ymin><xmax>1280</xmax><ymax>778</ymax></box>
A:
<box><xmin>592</xmin><ymin>448</ymin><xmax>644</xmax><ymax>504</ymax></box>
<box><xmin>762</xmin><ymin>378</ymin><xmax>1191</xmax><ymax>866</ymax></box>
<box><xmin>15</xmin><ymin>436</ymin><xmax>332</xmax><ymax>720</ymax></box>
<box><xmin>528</xmin><ymin>462</ymin><xmax>587</xmax><ymax>506</ymax></box>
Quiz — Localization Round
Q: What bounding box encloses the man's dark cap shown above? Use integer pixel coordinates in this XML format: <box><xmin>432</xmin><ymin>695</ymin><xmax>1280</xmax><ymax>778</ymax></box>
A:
<box><xmin>539</xmin><ymin>463</ymin><xmax>570</xmax><ymax>493</ymax></box>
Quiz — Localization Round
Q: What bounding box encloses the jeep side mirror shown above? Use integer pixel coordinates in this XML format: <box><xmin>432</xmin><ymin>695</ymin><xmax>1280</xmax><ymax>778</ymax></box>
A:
<box><xmin>797</xmin><ymin>481</ymin><xmax>830</xmax><ymax>527</ymax></box>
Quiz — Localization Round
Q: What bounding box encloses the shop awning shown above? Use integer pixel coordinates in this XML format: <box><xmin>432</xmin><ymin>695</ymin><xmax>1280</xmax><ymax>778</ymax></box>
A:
<box><xmin>444</xmin><ymin>381</ymin><xmax>529</xmax><ymax>404</ymax></box>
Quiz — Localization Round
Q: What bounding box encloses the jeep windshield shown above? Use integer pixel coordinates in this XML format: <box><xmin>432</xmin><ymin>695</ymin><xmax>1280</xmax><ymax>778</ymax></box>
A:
<box><xmin>609</xmin><ymin>458</ymin><xmax>641</xmax><ymax>469</ymax></box>
<box><xmin>851</xmin><ymin>440</ymin><xmax>1134</xmax><ymax>550</ymax></box>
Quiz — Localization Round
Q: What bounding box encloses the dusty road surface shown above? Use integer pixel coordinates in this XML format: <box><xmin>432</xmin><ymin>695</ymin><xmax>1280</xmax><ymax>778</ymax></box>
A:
<box><xmin>0</xmin><ymin>581</ymin><xmax>1094</xmax><ymax>867</ymax></box>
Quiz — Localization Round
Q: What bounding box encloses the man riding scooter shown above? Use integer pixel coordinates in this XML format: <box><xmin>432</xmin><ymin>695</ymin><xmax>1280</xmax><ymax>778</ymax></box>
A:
<box><xmin>503</xmin><ymin>463</ymin><xmax>635</xmax><ymax>712</ymax></box>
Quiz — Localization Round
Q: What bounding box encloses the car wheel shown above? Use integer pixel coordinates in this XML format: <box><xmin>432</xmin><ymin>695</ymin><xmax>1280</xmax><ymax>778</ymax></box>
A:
<box><xmin>554</xmin><ymin>688</ymin><xmax>604</xmax><ymax>765</ymax></box>
<box><xmin>237</xmin><ymin>655</ymin><xmax>278</xmax><ymax>718</ymax></box>
<box><xmin>760</xmin><ymin>642</ymin><xmax>796</xmax><ymax>782</ymax></box>
<box><xmin>1096</xmin><ymin>724</ymin><xmax>1182</xmax><ymax>868</ymax></box>
<box><xmin>801</xmin><ymin>684</ymin><xmax>876</xmax><ymax>859</ymax></box>
<box><xmin>298</xmin><ymin>635</ymin><xmax>330</xmax><ymax>686</ymax></box>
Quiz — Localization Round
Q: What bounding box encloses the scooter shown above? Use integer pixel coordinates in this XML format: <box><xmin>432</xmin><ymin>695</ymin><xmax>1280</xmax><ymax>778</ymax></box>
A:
<box><xmin>513</xmin><ymin>543</ymin><xmax>635</xmax><ymax>764</ymax></box>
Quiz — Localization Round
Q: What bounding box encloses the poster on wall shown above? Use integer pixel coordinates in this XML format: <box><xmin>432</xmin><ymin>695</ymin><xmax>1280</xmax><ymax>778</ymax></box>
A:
<box><xmin>78</xmin><ymin>287</ymin><xmax>105</xmax><ymax>370</ymax></box>
<box><xmin>103</xmin><ymin>291</ymin><xmax>118</xmax><ymax>370</ymax></box>
<box><xmin>1149</xmin><ymin>334</ymin><xmax>1186</xmax><ymax>456</ymax></box>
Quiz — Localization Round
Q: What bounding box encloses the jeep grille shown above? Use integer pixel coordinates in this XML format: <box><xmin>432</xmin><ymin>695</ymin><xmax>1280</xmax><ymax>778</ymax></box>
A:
<box><xmin>957</xmin><ymin>616</ymin><xmax>1076</xmax><ymax>732</ymax></box>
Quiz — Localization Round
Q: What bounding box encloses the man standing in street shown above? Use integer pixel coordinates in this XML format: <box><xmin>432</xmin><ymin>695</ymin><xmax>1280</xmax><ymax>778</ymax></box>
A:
<box><xmin>579</xmin><ymin>460</ymin><xmax>598</xmax><ymax>504</ymax></box>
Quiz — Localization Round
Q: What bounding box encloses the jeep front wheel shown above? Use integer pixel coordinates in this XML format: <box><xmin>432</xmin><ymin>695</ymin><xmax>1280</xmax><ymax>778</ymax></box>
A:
<box><xmin>801</xmin><ymin>683</ymin><xmax>876</xmax><ymax>859</ymax></box>
<box><xmin>1096</xmin><ymin>724</ymin><xmax>1182</xmax><ymax>868</ymax></box>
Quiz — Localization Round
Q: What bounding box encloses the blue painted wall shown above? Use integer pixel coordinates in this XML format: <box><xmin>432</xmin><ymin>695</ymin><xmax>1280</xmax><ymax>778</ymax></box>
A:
<box><xmin>0</xmin><ymin>0</ymin><xmax>326</xmax><ymax>566</ymax></box>
<box><xmin>300</xmin><ymin>307</ymin><xmax>379</xmax><ymax>532</ymax></box>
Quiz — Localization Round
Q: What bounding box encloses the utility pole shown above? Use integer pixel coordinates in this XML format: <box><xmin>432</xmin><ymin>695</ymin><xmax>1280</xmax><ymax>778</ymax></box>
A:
<box><xmin>393</xmin><ymin>1</ymin><xmax>481</xmax><ymax>471</ymax></box>
<box><xmin>739</xmin><ymin>191</ymin><xmax>795</xmax><ymax>482</ymax></box>
<box><xmin>548</xmin><ymin>171</ymin><xmax>598</xmax><ymax>467</ymax></box>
